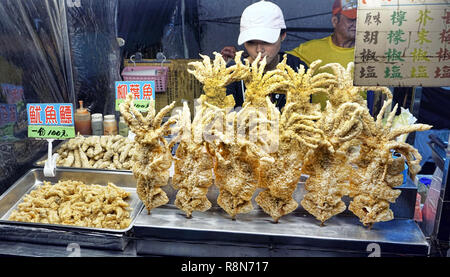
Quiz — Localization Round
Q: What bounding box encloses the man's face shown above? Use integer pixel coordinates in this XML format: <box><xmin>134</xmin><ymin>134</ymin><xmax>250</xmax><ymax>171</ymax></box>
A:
<box><xmin>244</xmin><ymin>34</ymin><xmax>284</xmax><ymax>66</ymax></box>
<box><xmin>332</xmin><ymin>13</ymin><xmax>356</xmax><ymax>40</ymax></box>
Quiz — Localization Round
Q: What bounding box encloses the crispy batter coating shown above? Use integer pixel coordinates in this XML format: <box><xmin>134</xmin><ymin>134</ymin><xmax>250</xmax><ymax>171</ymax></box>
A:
<box><xmin>9</xmin><ymin>180</ymin><xmax>131</xmax><ymax>229</ymax></box>
<box><xmin>242</xmin><ymin>53</ymin><xmax>291</xmax><ymax>108</ymax></box>
<box><xmin>188</xmin><ymin>51</ymin><xmax>281</xmax><ymax>219</ymax></box>
<box><xmin>172</xmin><ymin>102</ymin><xmax>215</xmax><ymax>218</ymax></box>
<box><xmin>256</xmin><ymin>57</ymin><xmax>337</xmax><ymax>222</ymax></box>
<box><xmin>184</xmin><ymin>54</ymin><xmax>433</xmax><ymax>227</ymax></box>
<box><xmin>44</xmin><ymin>135</ymin><xmax>136</xmax><ymax>170</ymax></box>
<box><xmin>300</xmin><ymin>62</ymin><xmax>388</xmax><ymax>224</ymax></box>
<box><xmin>211</xmin><ymin>102</ymin><xmax>275</xmax><ymax>219</ymax></box>
<box><xmin>298</xmin><ymin>62</ymin><xmax>432</xmax><ymax>227</ymax></box>
<box><xmin>119</xmin><ymin>93</ymin><xmax>178</xmax><ymax>214</ymax></box>
<box><xmin>348</xmin><ymin>97</ymin><xmax>432</xmax><ymax>226</ymax></box>
<box><xmin>187</xmin><ymin>51</ymin><xmax>249</xmax><ymax>108</ymax></box>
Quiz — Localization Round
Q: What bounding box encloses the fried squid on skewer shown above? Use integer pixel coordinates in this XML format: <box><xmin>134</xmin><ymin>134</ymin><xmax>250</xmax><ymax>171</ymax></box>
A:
<box><xmin>256</xmin><ymin>58</ymin><xmax>337</xmax><ymax>222</ymax></box>
<box><xmin>119</xmin><ymin>93</ymin><xmax>178</xmax><ymax>214</ymax></box>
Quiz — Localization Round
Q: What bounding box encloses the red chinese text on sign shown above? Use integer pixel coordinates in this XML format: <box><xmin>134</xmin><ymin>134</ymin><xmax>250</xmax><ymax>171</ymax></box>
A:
<box><xmin>142</xmin><ymin>84</ymin><xmax>153</xmax><ymax>99</ymax></box>
<box><xmin>29</xmin><ymin>105</ymin><xmax>42</xmax><ymax>124</ymax></box>
<box><xmin>45</xmin><ymin>105</ymin><xmax>58</xmax><ymax>124</ymax></box>
<box><xmin>59</xmin><ymin>105</ymin><xmax>73</xmax><ymax>124</ymax></box>
<box><xmin>117</xmin><ymin>84</ymin><xmax>128</xmax><ymax>99</ymax></box>
<box><xmin>129</xmin><ymin>84</ymin><xmax>140</xmax><ymax>99</ymax></box>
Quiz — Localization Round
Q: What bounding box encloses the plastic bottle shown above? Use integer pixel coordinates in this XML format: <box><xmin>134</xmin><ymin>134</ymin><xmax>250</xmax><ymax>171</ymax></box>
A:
<box><xmin>74</xmin><ymin>100</ymin><xmax>92</xmax><ymax>135</ymax></box>
<box><xmin>119</xmin><ymin>116</ymin><xmax>129</xmax><ymax>137</ymax></box>
<box><xmin>103</xmin><ymin>114</ymin><xmax>118</xmax><ymax>135</ymax></box>
<box><xmin>91</xmin><ymin>113</ymin><xmax>103</xmax><ymax>136</ymax></box>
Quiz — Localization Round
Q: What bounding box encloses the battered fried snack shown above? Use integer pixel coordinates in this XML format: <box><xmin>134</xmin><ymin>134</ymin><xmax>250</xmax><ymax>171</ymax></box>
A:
<box><xmin>187</xmin><ymin>51</ymin><xmax>249</xmax><ymax>109</ymax></box>
<box><xmin>39</xmin><ymin>135</ymin><xmax>136</xmax><ymax>170</ymax></box>
<box><xmin>256</xmin><ymin>57</ymin><xmax>337</xmax><ymax>222</ymax></box>
<box><xmin>119</xmin><ymin>93</ymin><xmax>178</xmax><ymax>214</ymax></box>
<box><xmin>172</xmin><ymin>101</ymin><xmax>215</xmax><ymax>218</ymax></box>
<box><xmin>348</xmin><ymin>97</ymin><xmax>432</xmax><ymax>227</ymax></box>
<box><xmin>9</xmin><ymin>180</ymin><xmax>131</xmax><ymax>229</ymax></box>
<box><xmin>242</xmin><ymin>53</ymin><xmax>291</xmax><ymax>108</ymax></box>
<box><xmin>210</xmin><ymin>101</ymin><xmax>276</xmax><ymax>219</ymax></box>
<box><xmin>208</xmin><ymin>53</ymin><xmax>295</xmax><ymax>219</ymax></box>
<box><xmin>300</xmin><ymin>62</ymin><xmax>432</xmax><ymax>227</ymax></box>
<box><xmin>300</xmin><ymin>62</ymin><xmax>379</xmax><ymax>224</ymax></box>
<box><xmin>174</xmin><ymin>51</ymin><xmax>255</xmax><ymax>218</ymax></box>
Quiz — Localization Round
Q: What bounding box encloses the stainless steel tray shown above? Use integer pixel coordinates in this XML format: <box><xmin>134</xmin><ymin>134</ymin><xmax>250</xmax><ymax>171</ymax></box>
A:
<box><xmin>0</xmin><ymin>168</ymin><xmax>143</xmax><ymax>234</ymax></box>
<box><xmin>134</xmin><ymin>207</ymin><xmax>429</xmax><ymax>256</ymax></box>
<box><xmin>134</xmin><ymin>179</ymin><xmax>427</xmax><ymax>256</ymax></box>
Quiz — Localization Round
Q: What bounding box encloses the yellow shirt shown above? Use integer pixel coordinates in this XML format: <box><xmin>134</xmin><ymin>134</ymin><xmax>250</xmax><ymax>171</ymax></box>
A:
<box><xmin>286</xmin><ymin>35</ymin><xmax>357</xmax><ymax>109</ymax></box>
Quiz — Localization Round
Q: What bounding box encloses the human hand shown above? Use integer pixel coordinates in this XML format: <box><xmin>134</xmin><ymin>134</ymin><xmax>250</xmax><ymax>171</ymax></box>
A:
<box><xmin>220</xmin><ymin>46</ymin><xmax>237</xmax><ymax>62</ymax></box>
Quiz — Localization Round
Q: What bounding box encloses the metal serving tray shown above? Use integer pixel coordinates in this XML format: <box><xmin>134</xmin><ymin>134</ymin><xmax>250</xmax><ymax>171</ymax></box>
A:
<box><xmin>0</xmin><ymin>168</ymin><xmax>143</xmax><ymax>233</ymax></box>
<box><xmin>134</xmin><ymin>179</ymin><xmax>428</xmax><ymax>256</ymax></box>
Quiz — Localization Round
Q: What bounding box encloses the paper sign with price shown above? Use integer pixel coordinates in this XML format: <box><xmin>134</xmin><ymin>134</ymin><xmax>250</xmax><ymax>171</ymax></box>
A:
<box><xmin>27</xmin><ymin>103</ymin><xmax>75</xmax><ymax>139</ymax></box>
<box><xmin>115</xmin><ymin>81</ymin><xmax>155</xmax><ymax>112</ymax></box>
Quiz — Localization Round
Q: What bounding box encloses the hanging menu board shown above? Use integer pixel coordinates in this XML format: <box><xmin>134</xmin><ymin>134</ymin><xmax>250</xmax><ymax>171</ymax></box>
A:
<box><xmin>354</xmin><ymin>0</ymin><xmax>450</xmax><ymax>87</ymax></box>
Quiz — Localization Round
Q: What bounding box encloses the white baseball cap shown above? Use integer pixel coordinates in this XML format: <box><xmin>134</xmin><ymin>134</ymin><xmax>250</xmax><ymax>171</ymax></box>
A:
<box><xmin>238</xmin><ymin>0</ymin><xmax>286</xmax><ymax>46</ymax></box>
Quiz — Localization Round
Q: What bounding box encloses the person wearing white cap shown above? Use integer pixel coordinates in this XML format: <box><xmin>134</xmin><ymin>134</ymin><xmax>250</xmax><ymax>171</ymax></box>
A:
<box><xmin>225</xmin><ymin>0</ymin><xmax>307</xmax><ymax>110</ymax></box>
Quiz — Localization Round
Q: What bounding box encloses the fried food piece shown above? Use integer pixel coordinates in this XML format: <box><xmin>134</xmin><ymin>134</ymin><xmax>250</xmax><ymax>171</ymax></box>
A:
<box><xmin>48</xmin><ymin>135</ymin><xmax>135</xmax><ymax>170</ymax></box>
<box><xmin>298</xmin><ymin>61</ymin><xmax>432</xmax><ymax>227</ymax></box>
<box><xmin>210</xmin><ymin>102</ymin><xmax>275</xmax><ymax>219</ymax></box>
<box><xmin>348</xmin><ymin>97</ymin><xmax>432</xmax><ymax>227</ymax></box>
<box><xmin>299</xmin><ymin>62</ymin><xmax>377</xmax><ymax>224</ymax></box>
<box><xmin>172</xmin><ymin>102</ymin><xmax>215</xmax><ymax>218</ymax></box>
<box><xmin>187</xmin><ymin>51</ymin><xmax>278</xmax><ymax>219</ymax></box>
<box><xmin>242</xmin><ymin>53</ymin><xmax>291</xmax><ymax>108</ymax></box>
<box><xmin>187</xmin><ymin>51</ymin><xmax>249</xmax><ymax>109</ymax></box>
<box><xmin>208</xmin><ymin>52</ymin><xmax>293</xmax><ymax>219</ymax></box>
<box><xmin>9</xmin><ymin>180</ymin><xmax>131</xmax><ymax>229</ymax></box>
<box><xmin>256</xmin><ymin>58</ymin><xmax>336</xmax><ymax>222</ymax></box>
<box><xmin>119</xmin><ymin>93</ymin><xmax>179</xmax><ymax>214</ymax></box>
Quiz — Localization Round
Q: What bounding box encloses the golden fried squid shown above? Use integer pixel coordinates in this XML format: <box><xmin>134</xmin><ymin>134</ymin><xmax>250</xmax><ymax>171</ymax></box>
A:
<box><xmin>300</xmin><ymin>62</ymin><xmax>379</xmax><ymax>225</ymax></box>
<box><xmin>211</xmin><ymin>102</ymin><xmax>275</xmax><ymax>219</ymax></box>
<box><xmin>171</xmin><ymin>101</ymin><xmax>216</xmax><ymax>218</ymax></box>
<box><xmin>187</xmin><ymin>51</ymin><xmax>249</xmax><ymax>109</ymax></box>
<box><xmin>119</xmin><ymin>93</ymin><xmax>178</xmax><ymax>214</ymax></box>
<box><xmin>174</xmin><ymin>51</ymin><xmax>254</xmax><ymax>218</ymax></box>
<box><xmin>256</xmin><ymin>57</ymin><xmax>337</xmax><ymax>222</ymax></box>
<box><xmin>300</xmin><ymin>62</ymin><xmax>432</xmax><ymax>227</ymax></box>
<box><xmin>348</xmin><ymin>96</ymin><xmax>432</xmax><ymax>227</ymax></box>
<box><xmin>204</xmin><ymin>53</ymin><xmax>283</xmax><ymax>219</ymax></box>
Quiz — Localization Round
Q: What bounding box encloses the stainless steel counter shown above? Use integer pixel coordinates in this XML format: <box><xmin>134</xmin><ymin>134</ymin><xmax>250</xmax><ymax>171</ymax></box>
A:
<box><xmin>133</xmin><ymin>204</ymin><xmax>429</xmax><ymax>257</ymax></box>
<box><xmin>0</xmin><ymin>168</ymin><xmax>428</xmax><ymax>257</ymax></box>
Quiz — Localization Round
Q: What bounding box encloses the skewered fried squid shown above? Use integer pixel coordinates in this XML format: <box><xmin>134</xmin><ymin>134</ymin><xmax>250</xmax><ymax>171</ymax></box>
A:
<box><xmin>348</xmin><ymin>97</ymin><xmax>432</xmax><ymax>227</ymax></box>
<box><xmin>190</xmin><ymin>53</ymin><xmax>281</xmax><ymax>219</ymax></box>
<box><xmin>300</xmin><ymin>62</ymin><xmax>432</xmax><ymax>227</ymax></box>
<box><xmin>119</xmin><ymin>93</ymin><xmax>178</xmax><ymax>214</ymax></box>
<box><xmin>300</xmin><ymin>62</ymin><xmax>379</xmax><ymax>224</ymax></box>
<box><xmin>171</xmin><ymin>101</ymin><xmax>217</xmax><ymax>218</ymax></box>
<box><xmin>187</xmin><ymin>51</ymin><xmax>249</xmax><ymax>109</ymax></box>
<box><xmin>256</xmin><ymin>57</ymin><xmax>337</xmax><ymax>222</ymax></box>
<box><xmin>210</xmin><ymin>102</ymin><xmax>275</xmax><ymax>219</ymax></box>
<box><xmin>174</xmin><ymin>51</ymin><xmax>256</xmax><ymax>218</ymax></box>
